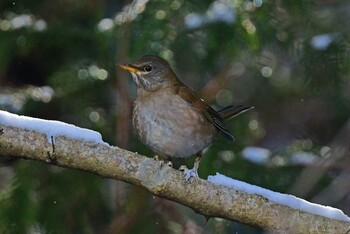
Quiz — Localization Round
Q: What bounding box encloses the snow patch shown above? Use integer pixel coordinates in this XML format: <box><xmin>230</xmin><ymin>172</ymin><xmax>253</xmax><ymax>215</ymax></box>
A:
<box><xmin>0</xmin><ymin>110</ymin><xmax>105</xmax><ymax>144</ymax></box>
<box><xmin>208</xmin><ymin>173</ymin><xmax>350</xmax><ymax>222</ymax></box>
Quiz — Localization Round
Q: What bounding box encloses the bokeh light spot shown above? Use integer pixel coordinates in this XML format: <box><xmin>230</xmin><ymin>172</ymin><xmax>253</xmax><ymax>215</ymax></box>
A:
<box><xmin>249</xmin><ymin>119</ymin><xmax>259</xmax><ymax>130</ymax></box>
<box><xmin>216</xmin><ymin>89</ymin><xmax>233</xmax><ymax>107</ymax></box>
<box><xmin>160</xmin><ymin>49</ymin><xmax>173</xmax><ymax>60</ymax></box>
<box><xmin>89</xmin><ymin>111</ymin><xmax>100</xmax><ymax>122</ymax></box>
<box><xmin>78</xmin><ymin>69</ymin><xmax>89</xmax><ymax>79</ymax></box>
<box><xmin>253</xmin><ymin>0</ymin><xmax>263</xmax><ymax>7</ymax></box>
<box><xmin>320</xmin><ymin>146</ymin><xmax>331</xmax><ymax>158</ymax></box>
<box><xmin>97</xmin><ymin>18</ymin><xmax>114</xmax><ymax>32</ymax></box>
<box><xmin>261</xmin><ymin>66</ymin><xmax>273</xmax><ymax>77</ymax></box>
<box><xmin>219</xmin><ymin>150</ymin><xmax>235</xmax><ymax>162</ymax></box>
<box><xmin>242</xmin><ymin>19</ymin><xmax>256</xmax><ymax>34</ymax></box>
<box><xmin>96</xmin><ymin>69</ymin><xmax>108</xmax><ymax>80</ymax></box>
<box><xmin>155</xmin><ymin>10</ymin><xmax>166</xmax><ymax>20</ymax></box>
<box><xmin>170</xmin><ymin>1</ymin><xmax>181</xmax><ymax>10</ymax></box>
<box><xmin>34</xmin><ymin>19</ymin><xmax>47</xmax><ymax>31</ymax></box>
<box><xmin>0</xmin><ymin>20</ymin><xmax>11</xmax><ymax>31</ymax></box>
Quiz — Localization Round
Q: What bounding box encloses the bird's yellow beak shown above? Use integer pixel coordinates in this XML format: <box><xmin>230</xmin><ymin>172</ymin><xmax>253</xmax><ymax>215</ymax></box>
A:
<box><xmin>118</xmin><ymin>64</ymin><xmax>141</xmax><ymax>74</ymax></box>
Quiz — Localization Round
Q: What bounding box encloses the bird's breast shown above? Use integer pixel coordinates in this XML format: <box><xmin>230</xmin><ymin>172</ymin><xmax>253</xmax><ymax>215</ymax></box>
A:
<box><xmin>133</xmin><ymin>89</ymin><xmax>217</xmax><ymax>158</ymax></box>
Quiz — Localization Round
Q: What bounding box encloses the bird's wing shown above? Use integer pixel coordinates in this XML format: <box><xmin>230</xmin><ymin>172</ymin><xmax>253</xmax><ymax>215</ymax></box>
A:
<box><xmin>218</xmin><ymin>105</ymin><xmax>253</xmax><ymax>120</ymax></box>
<box><xmin>175</xmin><ymin>85</ymin><xmax>235</xmax><ymax>142</ymax></box>
<box><xmin>206</xmin><ymin>105</ymin><xmax>235</xmax><ymax>142</ymax></box>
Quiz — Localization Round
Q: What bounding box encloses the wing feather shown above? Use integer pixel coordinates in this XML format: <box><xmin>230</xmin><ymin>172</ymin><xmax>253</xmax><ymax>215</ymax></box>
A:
<box><xmin>175</xmin><ymin>84</ymin><xmax>235</xmax><ymax>142</ymax></box>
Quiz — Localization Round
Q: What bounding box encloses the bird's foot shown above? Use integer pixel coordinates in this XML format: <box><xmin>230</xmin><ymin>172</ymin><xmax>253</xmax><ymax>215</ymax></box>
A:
<box><xmin>153</xmin><ymin>155</ymin><xmax>161</xmax><ymax>161</ymax></box>
<box><xmin>183</xmin><ymin>169</ymin><xmax>198</xmax><ymax>182</ymax></box>
<box><xmin>167</xmin><ymin>160</ymin><xmax>173</xmax><ymax>168</ymax></box>
<box><xmin>153</xmin><ymin>155</ymin><xmax>165</xmax><ymax>167</ymax></box>
<box><xmin>154</xmin><ymin>155</ymin><xmax>173</xmax><ymax>168</ymax></box>
<box><xmin>179</xmin><ymin>165</ymin><xmax>199</xmax><ymax>183</ymax></box>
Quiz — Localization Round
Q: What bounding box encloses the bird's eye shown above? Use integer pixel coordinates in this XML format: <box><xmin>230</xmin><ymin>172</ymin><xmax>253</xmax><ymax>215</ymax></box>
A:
<box><xmin>144</xmin><ymin>65</ymin><xmax>152</xmax><ymax>72</ymax></box>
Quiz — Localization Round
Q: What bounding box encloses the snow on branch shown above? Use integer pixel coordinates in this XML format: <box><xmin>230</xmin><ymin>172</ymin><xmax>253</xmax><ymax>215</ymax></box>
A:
<box><xmin>0</xmin><ymin>110</ymin><xmax>349</xmax><ymax>233</ymax></box>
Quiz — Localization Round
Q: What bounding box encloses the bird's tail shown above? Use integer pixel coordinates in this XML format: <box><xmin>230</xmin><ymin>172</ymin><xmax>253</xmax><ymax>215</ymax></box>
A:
<box><xmin>218</xmin><ymin>105</ymin><xmax>253</xmax><ymax>120</ymax></box>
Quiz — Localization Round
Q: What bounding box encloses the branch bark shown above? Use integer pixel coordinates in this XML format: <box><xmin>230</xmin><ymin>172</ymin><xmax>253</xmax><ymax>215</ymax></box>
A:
<box><xmin>0</xmin><ymin>123</ymin><xmax>349</xmax><ymax>233</ymax></box>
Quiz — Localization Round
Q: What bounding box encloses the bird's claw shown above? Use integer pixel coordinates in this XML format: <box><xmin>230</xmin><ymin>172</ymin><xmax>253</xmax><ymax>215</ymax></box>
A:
<box><xmin>153</xmin><ymin>155</ymin><xmax>165</xmax><ymax>167</ymax></box>
<box><xmin>167</xmin><ymin>161</ymin><xmax>173</xmax><ymax>167</ymax></box>
<box><xmin>179</xmin><ymin>165</ymin><xmax>198</xmax><ymax>183</ymax></box>
<box><xmin>153</xmin><ymin>155</ymin><xmax>161</xmax><ymax>161</ymax></box>
<box><xmin>179</xmin><ymin>165</ymin><xmax>188</xmax><ymax>171</ymax></box>
<box><xmin>154</xmin><ymin>155</ymin><xmax>174</xmax><ymax>168</ymax></box>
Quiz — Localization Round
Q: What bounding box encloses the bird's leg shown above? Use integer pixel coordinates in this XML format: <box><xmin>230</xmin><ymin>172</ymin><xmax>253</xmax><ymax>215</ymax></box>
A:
<box><xmin>181</xmin><ymin>152</ymin><xmax>201</xmax><ymax>182</ymax></box>
<box><xmin>193</xmin><ymin>153</ymin><xmax>201</xmax><ymax>172</ymax></box>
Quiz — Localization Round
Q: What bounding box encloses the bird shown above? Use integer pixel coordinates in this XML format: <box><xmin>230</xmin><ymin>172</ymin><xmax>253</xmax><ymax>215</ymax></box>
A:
<box><xmin>119</xmin><ymin>55</ymin><xmax>252</xmax><ymax>181</ymax></box>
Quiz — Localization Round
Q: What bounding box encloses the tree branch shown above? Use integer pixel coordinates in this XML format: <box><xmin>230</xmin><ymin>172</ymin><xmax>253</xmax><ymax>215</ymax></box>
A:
<box><xmin>0</xmin><ymin>123</ymin><xmax>349</xmax><ymax>233</ymax></box>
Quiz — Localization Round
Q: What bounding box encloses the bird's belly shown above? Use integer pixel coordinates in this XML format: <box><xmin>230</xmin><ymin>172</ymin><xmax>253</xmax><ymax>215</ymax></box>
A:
<box><xmin>133</xmin><ymin>95</ymin><xmax>217</xmax><ymax>158</ymax></box>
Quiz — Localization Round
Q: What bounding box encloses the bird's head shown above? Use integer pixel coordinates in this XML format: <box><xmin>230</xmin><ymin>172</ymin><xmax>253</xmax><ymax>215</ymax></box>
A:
<box><xmin>119</xmin><ymin>55</ymin><xmax>177</xmax><ymax>91</ymax></box>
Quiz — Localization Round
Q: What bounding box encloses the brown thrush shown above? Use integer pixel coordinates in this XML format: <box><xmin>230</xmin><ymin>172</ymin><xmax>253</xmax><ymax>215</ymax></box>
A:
<box><xmin>119</xmin><ymin>55</ymin><xmax>251</xmax><ymax>181</ymax></box>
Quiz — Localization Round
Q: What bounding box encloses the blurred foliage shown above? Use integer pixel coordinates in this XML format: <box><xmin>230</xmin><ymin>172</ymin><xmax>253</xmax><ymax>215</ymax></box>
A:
<box><xmin>1</xmin><ymin>0</ymin><xmax>350</xmax><ymax>233</ymax></box>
